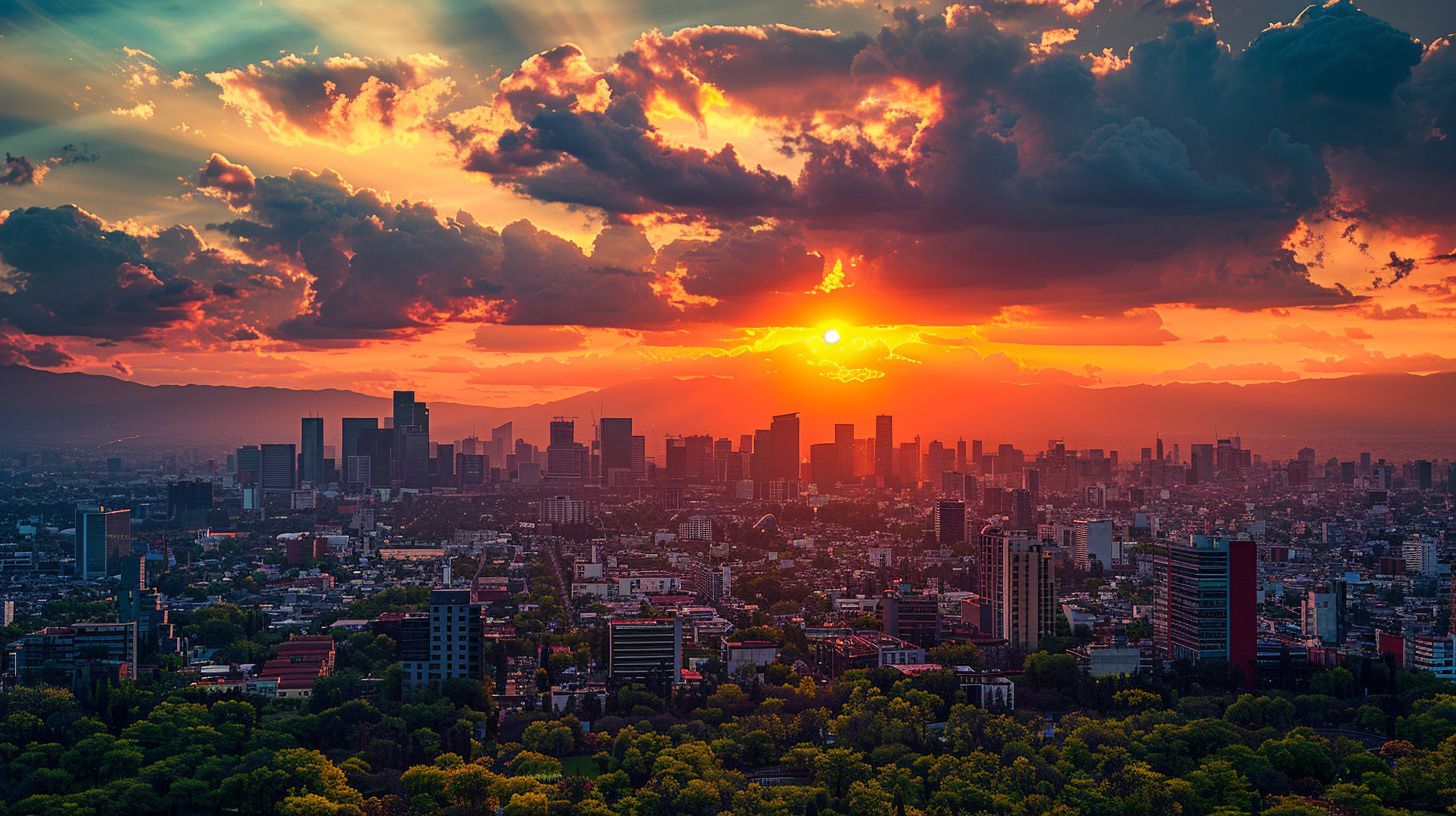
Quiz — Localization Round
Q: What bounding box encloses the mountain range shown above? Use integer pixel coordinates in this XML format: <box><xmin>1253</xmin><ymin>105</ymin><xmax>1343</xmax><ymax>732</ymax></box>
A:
<box><xmin>1</xmin><ymin>365</ymin><xmax>1452</xmax><ymax>461</ymax></box>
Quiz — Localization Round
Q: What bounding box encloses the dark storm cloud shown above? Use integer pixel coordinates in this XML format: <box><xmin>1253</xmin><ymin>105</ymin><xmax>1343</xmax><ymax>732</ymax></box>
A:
<box><xmin>0</xmin><ymin>327</ymin><xmax>75</xmax><ymax>367</ymax></box>
<box><xmin>669</xmin><ymin>227</ymin><xmax>826</xmax><ymax>300</ymax></box>
<box><xmin>0</xmin><ymin>205</ymin><xmax>210</xmax><ymax>341</ymax></box>
<box><xmin>207</xmin><ymin>163</ymin><xmax>678</xmax><ymax>339</ymax></box>
<box><xmin>449</xmin><ymin>1</ymin><xmax>1456</xmax><ymax>311</ymax></box>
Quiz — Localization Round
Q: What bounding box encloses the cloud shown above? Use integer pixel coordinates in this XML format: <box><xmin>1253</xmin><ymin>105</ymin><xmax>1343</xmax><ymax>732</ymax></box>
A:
<box><xmin>0</xmin><ymin>327</ymin><xmax>75</xmax><ymax>368</ymax></box>
<box><xmin>196</xmin><ymin>153</ymin><xmax>257</xmax><ymax>209</ymax></box>
<box><xmin>441</xmin><ymin>4</ymin><xmax>1394</xmax><ymax>313</ymax></box>
<box><xmin>0</xmin><ymin>206</ymin><xmax>210</xmax><ymax>341</ymax></box>
<box><xmin>1</xmin><ymin>153</ymin><xmax>44</xmax><ymax>186</ymax></box>
<box><xmin>1157</xmin><ymin>361</ymin><xmax>1299</xmax><ymax>382</ymax></box>
<box><xmin>469</xmin><ymin>324</ymin><xmax>588</xmax><ymax>353</ymax></box>
<box><xmin>1362</xmin><ymin>303</ymin><xmax>1427</xmax><ymax>320</ymax></box>
<box><xmin>1</xmin><ymin>144</ymin><xmax>98</xmax><ymax>187</ymax></box>
<box><xmin>1302</xmin><ymin>350</ymin><xmax>1456</xmax><ymax>374</ymax></box>
<box><xmin>207</xmin><ymin>53</ymin><xmax>454</xmax><ymax>152</ymax></box>
<box><xmin>111</xmin><ymin>101</ymin><xmax>156</xmax><ymax>119</ymax></box>
<box><xmin>980</xmin><ymin>307</ymin><xmax>1179</xmax><ymax>345</ymax></box>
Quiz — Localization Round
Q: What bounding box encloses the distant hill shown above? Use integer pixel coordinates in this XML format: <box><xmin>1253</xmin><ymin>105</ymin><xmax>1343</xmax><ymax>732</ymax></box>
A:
<box><xmin>1</xmin><ymin>365</ymin><xmax>1452</xmax><ymax>460</ymax></box>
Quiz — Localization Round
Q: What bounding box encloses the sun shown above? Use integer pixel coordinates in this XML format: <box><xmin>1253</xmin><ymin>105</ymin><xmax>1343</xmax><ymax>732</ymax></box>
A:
<box><xmin>822</xmin><ymin>327</ymin><xmax>841</xmax><ymax>344</ymax></box>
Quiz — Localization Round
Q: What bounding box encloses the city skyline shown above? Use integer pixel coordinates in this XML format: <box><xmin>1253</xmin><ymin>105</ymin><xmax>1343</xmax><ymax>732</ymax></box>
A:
<box><xmin>2</xmin><ymin>1</ymin><xmax>1456</xmax><ymax>414</ymax></box>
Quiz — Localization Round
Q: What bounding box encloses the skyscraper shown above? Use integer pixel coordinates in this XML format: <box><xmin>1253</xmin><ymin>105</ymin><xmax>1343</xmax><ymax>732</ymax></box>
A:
<box><xmin>1153</xmin><ymin>535</ymin><xmax>1257</xmax><ymax>684</ymax></box>
<box><xmin>770</xmin><ymin>413</ymin><xmax>800</xmax><ymax>482</ymax></box>
<box><xmin>976</xmin><ymin>528</ymin><xmax>1056</xmax><ymax>651</ymax></box>
<box><xmin>875</xmin><ymin>415</ymin><xmax>894</xmax><ymax>479</ymax></box>
<box><xmin>300</xmin><ymin>417</ymin><xmax>324</xmax><ymax>486</ymax></box>
<box><xmin>260</xmin><ymin>443</ymin><xmax>297</xmax><ymax>491</ymax></box>
<box><xmin>934</xmin><ymin>499</ymin><xmax>966</xmax><ymax>547</ymax></box>
<box><xmin>76</xmin><ymin>506</ymin><xmax>131</xmax><ymax>579</ymax></box>
<box><xmin>834</xmin><ymin>423</ymin><xmax>855</xmax><ymax>481</ymax></box>
<box><xmin>491</xmin><ymin>422</ymin><xmax>513</xmax><ymax>468</ymax></box>
<box><xmin>392</xmin><ymin>390</ymin><xmax>416</xmax><ymax>431</ymax></box>
<box><xmin>600</xmin><ymin>417</ymin><xmax>633</xmax><ymax>483</ymax></box>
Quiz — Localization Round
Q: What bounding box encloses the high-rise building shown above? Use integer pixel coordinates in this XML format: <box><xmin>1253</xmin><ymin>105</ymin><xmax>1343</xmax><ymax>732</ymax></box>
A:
<box><xmin>810</xmin><ymin>442</ymin><xmax>840</xmax><ymax>486</ymax></box>
<box><xmin>1072</xmin><ymin>518</ymin><xmax>1114</xmax><ymax>569</ymax></box>
<box><xmin>875</xmin><ymin>415</ymin><xmax>894</xmax><ymax>479</ymax></box>
<box><xmin>491</xmin><ymin>422</ymin><xmax>513</xmax><ymax>467</ymax></box>
<box><xmin>770</xmin><ymin>413</ymin><xmax>800</xmax><ymax>483</ymax></box>
<box><xmin>235</xmin><ymin>445</ymin><xmax>261</xmax><ymax>486</ymax></box>
<box><xmin>1302</xmin><ymin>581</ymin><xmax>1348</xmax><ymax>645</ymax></box>
<box><xmin>834</xmin><ymin>423</ymin><xmax>855</xmax><ymax>481</ymax></box>
<box><xmin>608</xmin><ymin>618</ymin><xmax>682</xmax><ymax>686</ymax></box>
<box><xmin>1153</xmin><ymin>535</ymin><xmax>1256</xmax><ymax>684</ymax></box>
<box><xmin>630</xmin><ymin>435</ymin><xmax>647</xmax><ymax>482</ymax></box>
<box><xmin>260</xmin><ymin>443</ymin><xmax>297</xmax><ymax>491</ymax></box>
<box><xmin>401</xmin><ymin>589</ymin><xmax>485</xmax><ymax>692</ymax></box>
<box><xmin>341</xmin><ymin>418</ymin><xmax>377</xmax><ymax>467</ymax></box>
<box><xmin>546</xmin><ymin>418</ymin><xmax>587</xmax><ymax>479</ymax></box>
<box><xmin>976</xmin><ymin>529</ymin><xmax>1055</xmax><ymax>651</ymax></box>
<box><xmin>600</xmin><ymin>417</ymin><xmax>633</xmax><ymax>484</ymax></box>
<box><xmin>540</xmin><ymin>495</ymin><xmax>589</xmax><ymax>525</ymax></box>
<box><xmin>300</xmin><ymin>417</ymin><xmax>324</xmax><ymax>486</ymax></box>
<box><xmin>398</xmin><ymin>430</ymin><xmax>430</xmax><ymax>488</ymax></box>
<box><xmin>76</xmin><ymin>506</ymin><xmax>131</xmax><ymax>579</ymax></box>
<box><xmin>392</xmin><ymin>390</ymin><xmax>416</xmax><ymax>431</ymax></box>
<box><xmin>934</xmin><ymin>499</ymin><xmax>966</xmax><ymax>547</ymax></box>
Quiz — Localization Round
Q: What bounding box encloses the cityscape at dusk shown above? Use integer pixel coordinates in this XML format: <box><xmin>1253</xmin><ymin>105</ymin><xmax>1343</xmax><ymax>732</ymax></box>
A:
<box><xmin>3</xmin><ymin>0</ymin><xmax>1456</xmax><ymax>815</ymax></box>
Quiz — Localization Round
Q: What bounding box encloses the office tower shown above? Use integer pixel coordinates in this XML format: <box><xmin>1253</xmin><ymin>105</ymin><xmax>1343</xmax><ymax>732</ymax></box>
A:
<box><xmin>76</xmin><ymin>506</ymin><xmax>131</xmax><ymax>579</ymax></box>
<box><xmin>300</xmin><ymin>417</ymin><xmax>324</xmax><ymax>485</ymax></box>
<box><xmin>882</xmin><ymin>589</ymin><xmax>941</xmax><ymax>647</ymax></box>
<box><xmin>608</xmin><ymin>618</ymin><xmax>683</xmax><ymax>685</ymax></box>
<box><xmin>260</xmin><ymin>443</ymin><xmax>297</xmax><ymax>491</ymax></box>
<box><xmin>459</xmin><ymin>436</ymin><xmax>480</xmax><ymax>456</ymax></box>
<box><xmin>665</xmin><ymin>436</ymin><xmax>687</xmax><ymax>480</ymax></box>
<box><xmin>9</xmin><ymin>621</ymin><xmax>138</xmax><ymax>687</ymax></box>
<box><xmin>491</xmin><ymin>422</ymin><xmax>513</xmax><ymax>467</ymax></box>
<box><xmin>875</xmin><ymin>415</ymin><xmax>894</xmax><ymax>479</ymax></box>
<box><xmin>236</xmin><ymin>445</ymin><xmax>261</xmax><ymax>486</ymax></box>
<box><xmin>684</xmin><ymin>434</ymin><xmax>714</xmax><ymax>481</ymax></box>
<box><xmin>713</xmin><ymin>437</ymin><xmax>734</xmax><ymax>482</ymax></box>
<box><xmin>167</xmin><ymin>480</ymin><xmax>214</xmax><ymax>521</ymax></box>
<box><xmin>1072</xmin><ymin>518</ymin><xmax>1114</xmax><ymax>569</ymax></box>
<box><xmin>631</xmin><ymin>435</ymin><xmax>647</xmax><ymax>482</ymax></box>
<box><xmin>600</xmin><ymin>417</ymin><xmax>633</xmax><ymax>484</ymax></box>
<box><xmin>897</xmin><ymin>440</ymin><xmax>920</xmax><ymax>483</ymax></box>
<box><xmin>1153</xmin><ymin>535</ymin><xmax>1256</xmax><ymax>684</ymax></box>
<box><xmin>456</xmin><ymin>453</ymin><xmax>486</xmax><ymax>485</ymax></box>
<box><xmin>358</xmin><ymin>427</ymin><xmax>393</xmax><ymax>488</ymax></box>
<box><xmin>835</xmin><ymin>423</ymin><xmax>855</xmax><ymax>480</ymax></box>
<box><xmin>956</xmin><ymin>439</ymin><xmax>968</xmax><ymax>472</ymax></box>
<box><xmin>393</xmin><ymin>390</ymin><xmax>416</xmax><ymax>430</ymax></box>
<box><xmin>546</xmin><ymin>418</ymin><xmax>586</xmax><ymax>479</ymax></box>
<box><xmin>770</xmin><ymin>413</ymin><xmax>800</xmax><ymax>482</ymax></box>
<box><xmin>971</xmin><ymin>439</ymin><xmax>984</xmax><ymax>472</ymax></box>
<box><xmin>434</xmin><ymin>443</ymin><xmax>455</xmax><ymax>486</ymax></box>
<box><xmin>1303</xmin><ymin>581</ymin><xmax>1348</xmax><ymax>645</ymax></box>
<box><xmin>1189</xmin><ymin>443</ymin><xmax>1215</xmax><ymax>484</ymax></box>
<box><xmin>398</xmin><ymin>430</ymin><xmax>429</xmax><ymax>488</ymax></box>
<box><xmin>401</xmin><ymin>589</ymin><xmax>485</xmax><ymax>692</ymax></box>
<box><xmin>934</xmin><ymin>499</ymin><xmax>967</xmax><ymax>547</ymax></box>
<box><xmin>751</xmin><ymin>428</ymin><xmax>772</xmax><ymax>481</ymax></box>
<box><xmin>413</xmin><ymin>401</ymin><xmax>429</xmax><ymax>436</ymax></box>
<box><xmin>739</xmin><ymin>434</ymin><xmax>754</xmax><ymax>454</ymax></box>
<box><xmin>1007</xmin><ymin>487</ymin><xmax>1033</xmax><ymax>533</ymax></box>
<box><xmin>976</xmin><ymin>529</ymin><xmax>1055</xmax><ymax>651</ymax></box>
<box><xmin>810</xmin><ymin>443</ymin><xmax>840</xmax><ymax>486</ymax></box>
<box><xmin>341</xmin><ymin>418</ymin><xmax>377</xmax><ymax>466</ymax></box>
<box><xmin>116</xmin><ymin>555</ymin><xmax>172</xmax><ymax>650</ymax></box>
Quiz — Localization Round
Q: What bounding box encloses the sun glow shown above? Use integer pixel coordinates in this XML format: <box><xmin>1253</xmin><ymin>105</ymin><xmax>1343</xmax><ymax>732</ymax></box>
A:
<box><xmin>823</xmin><ymin>327</ymin><xmax>841</xmax><ymax>344</ymax></box>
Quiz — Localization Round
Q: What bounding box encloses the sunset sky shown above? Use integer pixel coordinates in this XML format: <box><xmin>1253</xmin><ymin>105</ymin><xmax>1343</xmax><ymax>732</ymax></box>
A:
<box><xmin>2</xmin><ymin>0</ymin><xmax>1455</xmax><ymax>410</ymax></box>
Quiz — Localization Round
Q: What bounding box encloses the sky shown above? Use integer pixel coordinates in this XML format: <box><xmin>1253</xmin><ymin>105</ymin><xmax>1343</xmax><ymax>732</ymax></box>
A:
<box><xmin>1</xmin><ymin>0</ymin><xmax>1455</xmax><ymax>412</ymax></box>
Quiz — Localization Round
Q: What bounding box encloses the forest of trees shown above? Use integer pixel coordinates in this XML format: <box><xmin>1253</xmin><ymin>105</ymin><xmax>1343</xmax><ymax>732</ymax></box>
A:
<box><xmin>8</xmin><ymin>644</ymin><xmax>1456</xmax><ymax>816</ymax></box>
